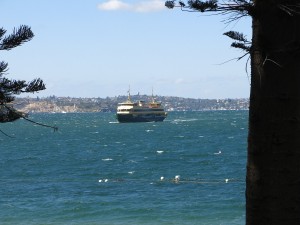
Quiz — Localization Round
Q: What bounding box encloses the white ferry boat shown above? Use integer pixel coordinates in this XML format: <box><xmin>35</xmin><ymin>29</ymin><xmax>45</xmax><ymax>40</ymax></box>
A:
<box><xmin>116</xmin><ymin>90</ymin><xmax>167</xmax><ymax>123</ymax></box>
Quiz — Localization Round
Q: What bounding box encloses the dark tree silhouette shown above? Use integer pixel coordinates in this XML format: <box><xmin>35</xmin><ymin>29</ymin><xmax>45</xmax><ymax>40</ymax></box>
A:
<box><xmin>166</xmin><ymin>1</ymin><xmax>300</xmax><ymax>224</ymax></box>
<box><xmin>1</xmin><ymin>25</ymin><xmax>57</xmax><ymax>135</ymax></box>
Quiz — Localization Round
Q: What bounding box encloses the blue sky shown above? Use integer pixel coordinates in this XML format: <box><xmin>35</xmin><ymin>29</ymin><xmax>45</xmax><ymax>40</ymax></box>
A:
<box><xmin>1</xmin><ymin>0</ymin><xmax>251</xmax><ymax>99</ymax></box>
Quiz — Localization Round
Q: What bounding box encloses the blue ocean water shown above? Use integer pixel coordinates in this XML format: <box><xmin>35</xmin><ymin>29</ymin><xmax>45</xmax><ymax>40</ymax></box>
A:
<box><xmin>0</xmin><ymin>111</ymin><xmax>247</xmax><ymax>225</ymax></box>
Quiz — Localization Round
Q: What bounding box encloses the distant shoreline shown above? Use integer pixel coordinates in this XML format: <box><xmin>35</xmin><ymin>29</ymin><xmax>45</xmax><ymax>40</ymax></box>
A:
<box><xmin>14</xmin><ymin>96</ymin><xmax>249</xmax><ymax>113</ymax></box>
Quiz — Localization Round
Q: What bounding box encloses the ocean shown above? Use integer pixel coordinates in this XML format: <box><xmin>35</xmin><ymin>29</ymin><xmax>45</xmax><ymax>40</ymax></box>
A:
<box><xmin>0</xmin><ymin>111</ymin><xmax>248</xmax><ymax>225</ymax></box>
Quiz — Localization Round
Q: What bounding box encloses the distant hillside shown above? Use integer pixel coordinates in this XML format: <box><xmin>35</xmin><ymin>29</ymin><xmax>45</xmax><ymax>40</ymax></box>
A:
<box><xmin>13</xmin><ymin>95</ymin><xmax>249</xmax><ymax>113</ymax></box>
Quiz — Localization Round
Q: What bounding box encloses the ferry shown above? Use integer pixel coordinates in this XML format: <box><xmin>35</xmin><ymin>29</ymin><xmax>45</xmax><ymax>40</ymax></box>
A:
<box><xmin>116</xmin><ymin>90</ymin><xmax>167</xmax><ymax>123</ymax></box>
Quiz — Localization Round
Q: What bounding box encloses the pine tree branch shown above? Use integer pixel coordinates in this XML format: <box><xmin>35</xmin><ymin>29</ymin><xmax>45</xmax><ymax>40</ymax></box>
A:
<box><xmin>0</xmin><ymin>28</ymin><xmax>6</xmax><ymax>40</ymax></box>
<box><xmin>231</xmin><ymin>42</ymin><xmax>251</xmax><ymax>51</ymax></box>
<box><xmin>24</xmin><ymin>78</ymin><xmax>46</xmax><ymax>93</ymax></box>
<box><xmin>0</xmin><ymin>24</ymin><xmax>51</xmax><ymax>134</ymax></box>
<box><xmin>166</xmin><ymin>0</ymin><xmax>255</xmax><ymax>22</ymax></box>
<box><xmin>0</xmin><ymin>61</ymin><xmax>8</xmax><ymax>75</ymax></box>
<box><xmin>0</xmin><ymin>25</ymin><xmax>34</xmax><ymax>51</ymax></box>
<box><xmin>0</xmin><ymin>128</ymin><xmax>15</xmax><ymax>138</ymax></box>
<box><xmin>1</xmin><ymin>104</ymin><xmax>58</xmax><ymax>131</ymax></box>
<box><xmin>224</xmin><ymin>31</ymin><xmax>249</xmax><ymax>43</ymax></box>
<box><xmin>0</xmin><ymin>104</ymin><xmax>24</xmax><ymax>122</ymax></box>
<box><xmin>0</xmin><ymin>78</ymin><xmax>46</xmax><ymax>104</ymax></box>
<box><xmin>277</xmin><ymin>3</ymin><xmax>300</xmax><ymax>16</ymax></box>
<box><xmin>21</xmin><ymin>116</ymin><xmax>59</xmax><ymax>132</ymax></box>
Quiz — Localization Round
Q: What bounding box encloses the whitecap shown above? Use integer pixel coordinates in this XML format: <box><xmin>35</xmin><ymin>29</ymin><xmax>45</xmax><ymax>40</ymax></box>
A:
<box><xmin>128</xmin><ymin>171</ymin><xmax>135</xmax><ymax>174</ymax></box>
<box><xmin>173</xmin><ymin>118</ymin><xmax>198</xmax><ymax>123</ymax></box>
<box><xmin>214</xmin><ymin>150</ymin><xmax>222</xmax><ymax>155</ymax></box>
<box><xmin>129</xmin><ymin>160</ymin><xmax>137</xmax><ymax>163</ymax></box>
<box><xmin>156</xmin><ymin>151</ymin><xmax>164</xmax><ymax>154</ymax></box>
<box><xmin>98</xmin><ymin>179</ymin><xmax>108</xmax><ymax>183</ymax></box>
<box><xmin>146</xmin><ymin>130</ymin><xmax>154</xmax><ymax>132</ymax></box>
<box><xmin>102</xmin><ymin>158</ymin><xmax>113</xmax><ymax>161</ymax></box>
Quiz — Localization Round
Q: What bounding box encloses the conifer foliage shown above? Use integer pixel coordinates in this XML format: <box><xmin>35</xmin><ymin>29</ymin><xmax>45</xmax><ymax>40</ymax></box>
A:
<box><xmin>166</xmin><ymin>0</ymin><xmax>253</xmax><ymax>56</ymax></box>
<box><xmin>0</xmin><ymin>25</ymin><xmax>46</xmax><ymax>123</ymax></box>
<box><xmin>166</xmin><ymin>1</ymin><xmax>300</xmax><ymax>224</ymax></box>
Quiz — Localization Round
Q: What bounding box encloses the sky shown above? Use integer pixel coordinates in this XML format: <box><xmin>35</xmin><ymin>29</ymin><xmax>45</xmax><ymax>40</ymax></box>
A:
<box><xmin>1</xmin><ymin>0</ymin><xmax>252</xmax><ymax>99</ymax></box>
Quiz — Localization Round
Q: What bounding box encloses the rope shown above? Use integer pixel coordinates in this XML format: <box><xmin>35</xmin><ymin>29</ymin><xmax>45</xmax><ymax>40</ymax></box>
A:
<box><xmin>0</xmin><ymin>178</ymin><xmax>245</xmax><ymax>184</ymax></box>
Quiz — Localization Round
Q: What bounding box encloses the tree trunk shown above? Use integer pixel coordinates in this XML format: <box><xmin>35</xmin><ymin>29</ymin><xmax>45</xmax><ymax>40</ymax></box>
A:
<box><xmin>247</xmin><ymin>1</ymin><xmax>300</xmax><ymax>224</ymax></box>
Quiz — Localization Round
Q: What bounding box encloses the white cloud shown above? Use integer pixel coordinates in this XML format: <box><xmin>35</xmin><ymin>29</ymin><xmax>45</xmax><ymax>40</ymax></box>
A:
<box><xmin>97</xmin><ymin>0</ymin><xmax>130</xmax><ymax>10</ymax></box>
<box><xmin>134</xmin><ymin>0</ymin><xmax>165</xmax><ymax>12</ymax></box>
<box><xmin>97</xmin><ymin>0</ymin><xmax>165</xmax><ymax>12</ymax></box>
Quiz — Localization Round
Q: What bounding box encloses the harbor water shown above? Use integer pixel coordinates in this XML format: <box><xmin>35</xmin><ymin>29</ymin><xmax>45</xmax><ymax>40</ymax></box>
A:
<box><xmin>0</xmin><ymin>111</ymin><xmax>247</xmax><ymax>225</ymax></box>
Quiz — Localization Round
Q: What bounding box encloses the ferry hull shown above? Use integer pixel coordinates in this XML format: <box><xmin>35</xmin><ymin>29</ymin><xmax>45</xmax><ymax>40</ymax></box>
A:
<box><xmin>116</xmin><ymin>114</ymin><xmax>166</xmax><ymax>123</ymax></box>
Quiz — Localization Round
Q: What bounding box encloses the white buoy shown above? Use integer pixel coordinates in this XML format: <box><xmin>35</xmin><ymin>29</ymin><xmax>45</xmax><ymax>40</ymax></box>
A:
<box><xmin>175</xmin><ymin>175</ymin><xmax>180</xmax><ymax>182</ymax></box>
<box><xmin>98</xmin><ymin>179</ymin><xmax>103</xmax><ymax>183</ymax></box>
<box><xmin>104</xmin><ymin>179</ymin><xmax>108</xmax><ymax>183</ymax></box>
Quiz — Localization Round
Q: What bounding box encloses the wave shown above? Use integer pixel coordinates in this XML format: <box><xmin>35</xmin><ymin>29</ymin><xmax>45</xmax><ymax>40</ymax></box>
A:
<box><xmin>102</xmin><ymin>158</ymin><xmax>113</xmax><ymax>161</ymax></box>
<box><xmin>172</xmin><ymin>118</ymin><xmax>199</xmax><ymax>123</ymax></box>
<box><xmin>174</xmin><ymin>135</ymin><xmax>184</xmax><ymax>138</ymax></box>
<box><xmin>145</xmin><ymin>130</ymin><xmax>154</xmax><ymax>132</ymax></box>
